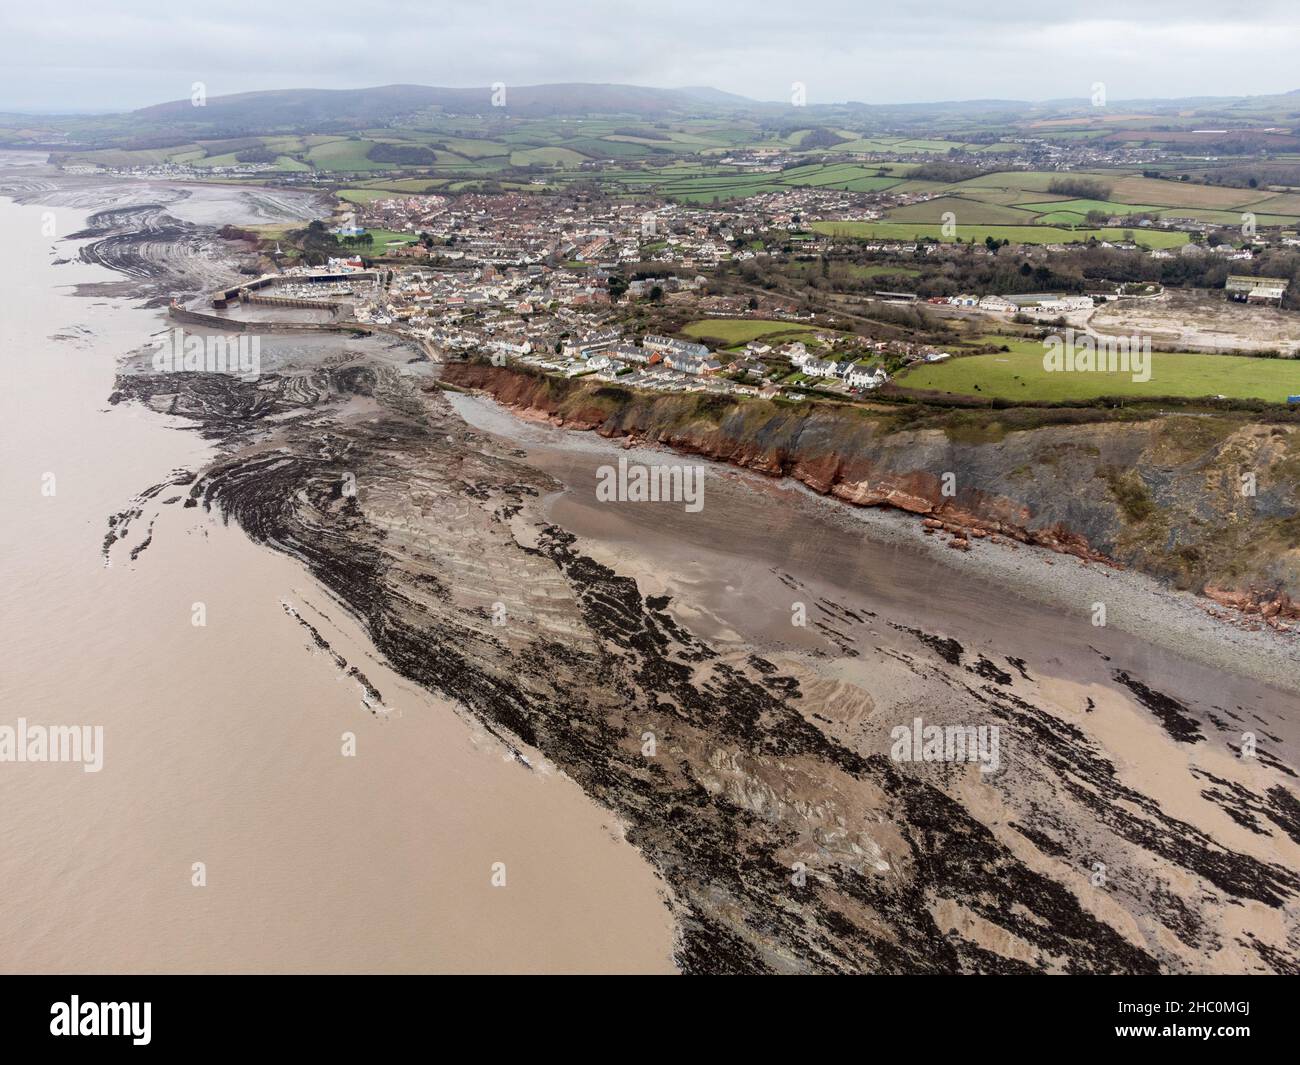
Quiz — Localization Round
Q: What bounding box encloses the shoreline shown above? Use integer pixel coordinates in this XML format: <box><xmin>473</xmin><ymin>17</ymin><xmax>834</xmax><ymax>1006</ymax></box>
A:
<box><xmin>450</xmin><ymin>388</ymin><xmax>1300</xmax><ymax>695</ymax></box>
<box><xmin>13</xmin><ymin>164</ymin><xmax>1298</xmax><ymax>973</ymax></box>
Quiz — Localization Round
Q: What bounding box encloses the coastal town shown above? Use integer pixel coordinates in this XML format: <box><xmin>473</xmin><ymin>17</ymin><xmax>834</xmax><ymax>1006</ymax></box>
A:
<box><xmin>174</xmin><ymin>162</ymin><xmax>1296</xmax><ymax>409</ymax></box>
<box><xmin>186</xmin><ymin>186</ymin><xmax>966</xmax><ymax>399</ymax></box>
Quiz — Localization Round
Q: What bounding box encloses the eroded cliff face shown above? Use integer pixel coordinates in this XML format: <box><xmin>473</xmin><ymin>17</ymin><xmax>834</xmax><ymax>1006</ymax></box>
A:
<box><xmin>442</xmin><ymin>363</ymin><xmax>1300</xmax><ymax>621</ymax></box>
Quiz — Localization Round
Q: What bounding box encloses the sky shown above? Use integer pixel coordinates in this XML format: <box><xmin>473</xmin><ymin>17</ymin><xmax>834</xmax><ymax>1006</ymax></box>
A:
<box><xmin>4</xmin><ymin>0</ymin><xmax>1300</xmax><ymax>113</ymax></box>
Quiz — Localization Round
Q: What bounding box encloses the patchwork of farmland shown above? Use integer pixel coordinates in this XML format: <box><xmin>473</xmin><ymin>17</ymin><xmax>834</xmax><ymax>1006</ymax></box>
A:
<box><xmin>811</xmin><ymin>220</ymin><xmax>1190</xmax><ymax>249</ymax></box>
<box><xmin>52</xmin><ymin>117</ymin><xmax>1300</xmax><ymax>239</ymax></box>
<box><xmin>43</xmin><ymin>118</ymin><xmax>908</xmax><ymax>179</ymax></box>
<box><xmin>1015</xmin><ymin>198</ymin><xmax>1167</xmax><ymax>223</ymax></box>
<box><xmin>585</xmin><ymin>161</ymin><xmax>914</xmax><ymax>202</ymax></box>
<box><xmin>872</xmin><ymin>168</ymin><xmax>1300</xmax><ymax>238</ymax></box>
<box><xmin>885</xmin><ymin>196</ymin><xmax>1040</xmax><ymax>225</ymax></box>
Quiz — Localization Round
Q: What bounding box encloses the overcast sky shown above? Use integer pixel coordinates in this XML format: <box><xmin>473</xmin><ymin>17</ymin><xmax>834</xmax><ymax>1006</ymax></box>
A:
<box><xmin>5</xmin><ymin>0</ymin><xmax>1300</xmax><ymax>113</ymax></box>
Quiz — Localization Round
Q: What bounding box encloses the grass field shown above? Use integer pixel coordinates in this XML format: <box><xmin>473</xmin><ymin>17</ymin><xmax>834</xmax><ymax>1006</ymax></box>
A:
<box><xmin>680</xmin><ymin>318</ymin><xmax>835</xmax><ymax>345</ymax></box>
<box><xmin>553</xmin><ymin>161</ymin><xmax>905</xmax><ymax>203</ymax></box>
<box><xmin>1154</xmin><ymin>207</ymin><xmax>1300</xmax><ymax>227</ymax></box>
<box><xmin>191</xmin><ymin>151</ymin><xmax>243</xmax><ymax>168</ymax></box>
<box><xmin>1017</xmin><ymin>198</ymin><xmax>1167</xmax><ymax>224</ymax></box>
<box><xmin>306</xmin><ymin>139</ymin><xmax>394</xmax><ymax>171</ymax></box>
<box><xmin>810</xmin><ymin>221</ymin><xmax>1189</xmax><ymax>249</ymax></box>
<box><xmin>509</xmin><ymin>146</ymin><xmax>587</xmax><ymax>166</ymax></box>
<box><xmin>348</xmin><ymin>228</ymin><xmax>418</xmax><ymax>248</ymax></box>
<box><xmin>898</xmin><ymin>336</ymin><xmax>1300</xmax><ymax>402</ymax></box>
<box><xmin>954</xmin><ymin>170</ymin><xmax>1096</xmax><ymax>192</ymax></box>
<box><xmin>338</xmin><ymin>189</ymin><xmax>403</xmax><ymax>205</ymax></box>
<box><xmin>439</xmin><ymin>137</ymin><xmax>510</xmax><ymax>159</ymax></box>
<box><xmin>354</xmin><ymin>177</ymin><xmax>450</xmax><ymax>192</ymax></box>
<box><xmin>883</xmin><ymin>169</ymin><xmax>1300</xmax><ymax>229</ymax></box>
<box><xmin>885</xmin><ymin>196</ymin><xmax>1039</xmax><ymax>225</ymax></box>
<box><xmin>1106</xmin><ymin>175</ymin><xmax>1263</xmax><ymax>210</ymax></box>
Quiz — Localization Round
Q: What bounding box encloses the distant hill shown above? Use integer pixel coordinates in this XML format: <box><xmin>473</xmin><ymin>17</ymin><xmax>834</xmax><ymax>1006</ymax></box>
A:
<box><xmin>3</xmin><ymin>82</ymin><xmax>1297</xmax><ymax>153</ymax></box>
<box><xmin>0</xmin><ymin>83</ymin><xmax>762</xmax><ymax>149</ymax></box>
<box><xmin>130</xmin><ymin>82</ymin><xmax>757</xmax><ymax>131</ymax></box>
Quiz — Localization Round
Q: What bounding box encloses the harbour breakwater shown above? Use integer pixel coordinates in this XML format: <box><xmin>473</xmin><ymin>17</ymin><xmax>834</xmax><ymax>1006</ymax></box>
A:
<box><xmin>166</xmin><ymin>302</ymin><xmax>440</xmax><ymax>361</ymax></box>
<box><xmin>167</xmin><ymin>302</ymin><xmax>343</xmax><ymax>333</ymax></box>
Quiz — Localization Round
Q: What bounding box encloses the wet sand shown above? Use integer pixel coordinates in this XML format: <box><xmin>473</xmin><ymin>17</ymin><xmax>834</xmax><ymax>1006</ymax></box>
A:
<box><xmin>449</xmin><ymin>392</ymin><xmax>1299</xmax><ymax>724</ymax></box>
<box><xmin>441</xmin><ymin>392</ymin><xmax>1300</xmax><ymax>972</ymax></box>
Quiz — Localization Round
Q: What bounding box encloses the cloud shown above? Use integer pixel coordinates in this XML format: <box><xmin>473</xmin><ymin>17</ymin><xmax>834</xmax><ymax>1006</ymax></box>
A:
<box><xmin>3</xmin><ymin>0</ymin><xmax>1299</xmax><ymax>112</ymax></box>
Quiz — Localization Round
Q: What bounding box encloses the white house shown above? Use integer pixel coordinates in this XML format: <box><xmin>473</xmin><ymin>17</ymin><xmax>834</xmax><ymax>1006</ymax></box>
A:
<box><xmin>784</xmin><ymin>342</ymin><xmax>810</xmax><ymax>366</ymax></box>
<box><xmin>489</xmin><ymin>338</ymin><xmax>532</xmax><ymax>357</ymax></box>
<box><xmin>846</xmin><ymin>362</ymin><xmax>888</xmax><ymax>389</ymax></box>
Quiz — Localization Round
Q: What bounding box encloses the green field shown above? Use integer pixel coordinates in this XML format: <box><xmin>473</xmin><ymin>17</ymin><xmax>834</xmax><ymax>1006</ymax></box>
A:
<box><xmin>439</xmin><ymin>136</ymin><xmax>510</xmax><ymax>159</ymax></box>
<box><xmin>954</xmin><ymin>170</ymin><xmax>1095</xmax><ymax>192</ymax></box>
<box><xmin>680</xmin><ymin>318</ymin><xmax>834</xmax><ymax>345</ymax></box>
<box><xmin>885</xmin><ymin>196</ymin><xmax>1039</xmax><ymax>225</ymax></box>
<box><xmin>338</xmin><ymin>189</ymin><xmax>402</xmax><ymax>205</ymax></box>
<box><xmin>898</xmin><ymin>336</ymin><xmax>1300</xmax><ymax>402</ymax></box>
<box><xmin>1155</xmin><ymin>207</ymin><xmax>1300</xmax><ymax>227</ymax></box>
<box><xmin>810</xmin><ymin>221</ymin><xmax>1189</xmax><ymax>249</ymax></box>
<box><xmin>879</xmin><ymin>168</ymin><xmax>1300</xmax><ymax>229</ymax></box>
<box><xmin>1017</xmin><ymin>198</ymin><xmax>1167</xmax><ymax>225</ymax></box>
<box><xmin>191</xmin><ymin>151</ymin><xmax>243</xmax><ymax>168</ymax></box>
<box><xmin>556</xmin><ymin>161</ymin><xmax>904</xmax><ymax>203</ymax></box>
<box><xmin>509</xmin><ymin>146</ymin><xmax>588</xmax><ymax>166</ymax></box>
<box><xmin>306</xmin><ymin>139</ymin><xmax>395</xmax><ymax>171</ymax></box>
<box><xmin>355</xmin><ymin>177</ymin><xmax>451</xmax><ymax>192</ymax></box>
<box><xmin>345</xmin><ymin>228</ymin><xmax>418</xmax><ymax>248</ymax></box>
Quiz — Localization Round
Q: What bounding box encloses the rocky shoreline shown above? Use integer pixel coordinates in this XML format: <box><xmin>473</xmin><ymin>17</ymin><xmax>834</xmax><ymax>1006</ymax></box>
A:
<box><xmin>46</xmin><ymin>177</ymin><xmax>1300</xmax><ymax>973</ymax></box>
<box><xmin>107</xmin><ymin>347</ymin><xmax>1300</xmax><ymax>972</ymax></box>
<box><xmin>440</xmin><ymin>360</ymin><xmax>1300</xmax><ymax>636</ymax></box>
